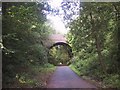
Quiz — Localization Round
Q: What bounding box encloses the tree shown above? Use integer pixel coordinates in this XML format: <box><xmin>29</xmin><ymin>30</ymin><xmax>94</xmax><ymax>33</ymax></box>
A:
<box><xmin>2</xmin><ymin>2</ymin><xmax>53</xmax><ymax>87</ymax></box>
<box><xmin>67</xmin><ymin>2</ymin><xmax>120</xmax><ymax>86</ymax></box>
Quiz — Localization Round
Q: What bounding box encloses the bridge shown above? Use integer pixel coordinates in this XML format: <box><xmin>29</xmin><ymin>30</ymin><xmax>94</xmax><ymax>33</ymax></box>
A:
<box><xmin>44</xmin><ymin>34</ymin><xmax>73</xmax><ymax>58</ymax></box>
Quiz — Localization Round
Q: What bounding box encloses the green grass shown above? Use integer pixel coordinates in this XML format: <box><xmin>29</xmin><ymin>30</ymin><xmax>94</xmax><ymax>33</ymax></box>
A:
<box><xmin>69</xmin><ymin>64</ymin><xmax>120</xmax><ymax>88</ymax></box>
<box><xmin>69</xmin><ymin>64</ymin><xmax>80</xmax><ymax>75</ymax></box>
<box><xmin>69</xmin><ymin>64</ymin><xmax>101</xmax><ymax>88</ymax></box>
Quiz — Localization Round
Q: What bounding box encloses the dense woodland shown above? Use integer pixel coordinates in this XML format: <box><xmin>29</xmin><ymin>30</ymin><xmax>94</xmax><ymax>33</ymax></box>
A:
<box><xmin>67</xmin><ymin>2</ymin><xmax>120</xmax><ymax>88</ymax></box>
<box><xmin>2</xmin><ymin>2</ymin><xmax>56</xmax><ymax>88</ymax></box>
<box><xmin>2</xmin><ymin>2</ymin><xmax>120</xmax><ymax>88</ymax></box>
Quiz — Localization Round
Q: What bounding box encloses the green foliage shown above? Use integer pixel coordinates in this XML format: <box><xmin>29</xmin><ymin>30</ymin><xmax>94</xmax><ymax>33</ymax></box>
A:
<box><xmin>103</xmin><ymin>74</ymin><xmax>120</xmax><ymax>88</ymax></box>
<box><xmin>28</xmin><ymin>44</ymin><xmax>48</xmax><ymax>65</ymax></box>
<box><xmin>7</xmin><ymin>64</ymin><xmax>56</xmax><ymax>88</ymax></box>
<box><xmin>2</xmin><ymin>2</ymin><xmax>54</xmax><ymax>87</ymax></box>
<box><xmin>49</xmin><ymin>45</ymin><xmax>71</xmax><ymax>65</ymax></box>
<box><xmin>69</xmin><ymin>64</ymin><xmax>80</xmax><ymax>75</ymax></box>
<box><xmin>67</xmin><ymin>2</ymin><xmax>120</xmax><ymax>88</ymax></box>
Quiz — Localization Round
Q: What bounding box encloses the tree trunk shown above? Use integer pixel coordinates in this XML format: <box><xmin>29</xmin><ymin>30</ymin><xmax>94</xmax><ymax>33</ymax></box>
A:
<box><xmin>94</xmin><ymin>33</ymin><xmax>106</xmax><ymax>74</ymax></box>
<box><xmin>89</xmin><ymin>12</ymin><xmax>106</xmax><ymax>74</ymax></box>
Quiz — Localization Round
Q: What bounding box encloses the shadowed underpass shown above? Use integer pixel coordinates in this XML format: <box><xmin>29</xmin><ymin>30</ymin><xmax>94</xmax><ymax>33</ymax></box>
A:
<box><xmin>47</xmin><ymin>66</ymin><xmax>97</xmax><ymax>88</ymax></box>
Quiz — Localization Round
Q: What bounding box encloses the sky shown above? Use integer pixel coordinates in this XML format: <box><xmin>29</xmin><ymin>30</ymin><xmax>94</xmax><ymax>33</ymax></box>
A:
<box><xmin>46</xmin><ymin>0</ymin><xmax>67</xmax><ymax>35</ymax></box>
<box><xmin>46</xmin><ymin>0</ymin><xmax>79</xmax><ymax>35</ymax></box>
<box><xmin>47</xmin><ymin>15</ymin><xmax>68</xmax><ymax>35</ymax></box>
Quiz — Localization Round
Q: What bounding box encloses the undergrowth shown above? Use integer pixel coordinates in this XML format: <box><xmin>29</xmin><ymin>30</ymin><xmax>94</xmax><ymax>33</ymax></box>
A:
<box><xmin>70</xmin><ymin>63</ymin><xmax>120</xmax><ymax>88</ymax></box>
<box><xmin>3</xmin><ymin>63</ymin><xmax>56</xmax><ymax>88</ymax></box>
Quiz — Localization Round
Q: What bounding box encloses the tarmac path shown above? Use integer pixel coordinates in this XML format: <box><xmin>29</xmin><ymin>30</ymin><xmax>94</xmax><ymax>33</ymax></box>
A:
<box><xmin>47</xmin><ymin>66</ymin><xmax>97</xmax><ymax>88</ymax></box>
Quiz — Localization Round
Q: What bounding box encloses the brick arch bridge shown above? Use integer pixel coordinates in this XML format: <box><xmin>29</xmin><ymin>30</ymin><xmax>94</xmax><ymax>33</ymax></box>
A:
<box><xmin>44</xmin><ymin>34</ymin><xmax>73</xmax><ymax>58</ymax></box>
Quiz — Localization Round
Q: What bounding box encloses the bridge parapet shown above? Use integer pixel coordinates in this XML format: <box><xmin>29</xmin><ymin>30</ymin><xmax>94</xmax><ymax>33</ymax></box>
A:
<box><xmin>44</xmin><ymin>34</ymin><xmax>67</xmax><ymax>48</ymax></box>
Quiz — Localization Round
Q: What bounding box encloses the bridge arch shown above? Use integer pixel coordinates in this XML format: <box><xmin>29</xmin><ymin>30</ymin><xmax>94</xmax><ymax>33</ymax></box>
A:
<box><xmin>44</xmin><ymin>34</ymin><xmax>73</xmax><ymax>65</ymax></box>
<box><xmin>49</xmin><ymin>42</ymin><xmax>73</xmax><ymax>58</ymax></box>
<box><xmin>44</xmin><ymin>34</ymin><xmax>73</xmax><ymax>59</ymax></box>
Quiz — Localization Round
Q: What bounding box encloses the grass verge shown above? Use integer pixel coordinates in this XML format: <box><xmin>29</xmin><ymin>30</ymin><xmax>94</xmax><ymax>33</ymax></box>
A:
<box><xmin>69</xmin><ymin>64</ymin><xmax>120</xmax><ymax>88</ymax></box>
<box><xmin>9</xmin><ymin>63</ymin><xmax>56</xmax><ymax>88</ymax></box>
<box><xmin>69</xmin><ymin>64</ymin><xmax>101</xmax><ymax>88</ymax></box>
<box><xmin>69</xmin><ymin>64</ymin><xmax>80</xmax><ymax>75</ymax></box>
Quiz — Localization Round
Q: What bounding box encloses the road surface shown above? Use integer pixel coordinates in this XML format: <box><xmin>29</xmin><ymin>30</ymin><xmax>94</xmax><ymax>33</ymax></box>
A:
<box><xmin>47</xmin><ymin>66</ymin><xmax>97</xmax><ymax>88</ymax></box>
